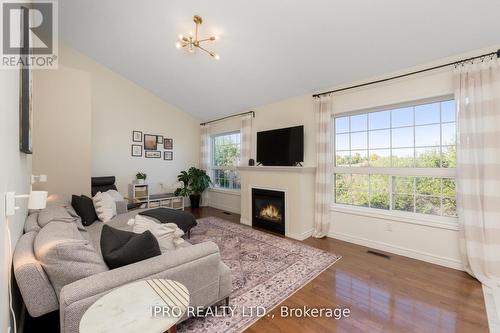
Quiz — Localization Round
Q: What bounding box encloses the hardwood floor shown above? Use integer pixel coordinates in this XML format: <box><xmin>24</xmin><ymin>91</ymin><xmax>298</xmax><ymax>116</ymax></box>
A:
<box><xmin>189</xmin><ymin>206</ymin><xmax>489</xmax><ymax>333</ymax></box>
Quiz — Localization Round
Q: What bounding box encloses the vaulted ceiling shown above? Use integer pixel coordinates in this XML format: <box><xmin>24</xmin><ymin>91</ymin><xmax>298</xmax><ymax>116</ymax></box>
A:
<box><xmin>60</xmin><ymin>0</ymin><xmax>500</xmax><ymax>121</ymax></box>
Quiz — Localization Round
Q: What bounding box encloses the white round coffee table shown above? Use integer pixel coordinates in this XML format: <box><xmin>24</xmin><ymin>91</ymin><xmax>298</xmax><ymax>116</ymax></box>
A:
<box><xmin>80</xmin><ymin>279</ymin><xmax>190</xmax><ymax>333</ymax></box>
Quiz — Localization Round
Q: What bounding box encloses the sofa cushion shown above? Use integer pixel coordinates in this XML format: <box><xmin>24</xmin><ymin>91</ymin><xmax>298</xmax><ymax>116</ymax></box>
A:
<box><xmin>34</xmin><ymin>221</ymin><xmax>108</xmax><ymax>296</ymax></box>
<box><xmin>71</xmin><ymin>195</ymin><xmax>98</xmax><ymax>226</ymax></box>
<box><xmin>37</xmin><ymin>205</ymin><xmax>85</xmax><ymax>231</ymax></box>
<box><xmin>100</xmin><ymin>225</ymin><xmax>161</xmax><ymax>269</ymax></box>
<box><xmin>24</xmin><ymin>212</ymin><xmax>40</xmax><ymax>233</ymax></box>
<box><xmin>93</xmin><ymin>192</ymin><xmax>116</xmax><ymax>223</ymax></box>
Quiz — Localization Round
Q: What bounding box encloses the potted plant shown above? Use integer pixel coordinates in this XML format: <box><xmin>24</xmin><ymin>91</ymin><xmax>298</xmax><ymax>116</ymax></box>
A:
<box><xmin>135</xmin><ymin>172</ymin><xmax>147</xmax><ymax>184</ymax></box>
<box><xmin>174</xmin><ymin>167</ymin><xmax>212</xmax><ymax>208</ymax></box>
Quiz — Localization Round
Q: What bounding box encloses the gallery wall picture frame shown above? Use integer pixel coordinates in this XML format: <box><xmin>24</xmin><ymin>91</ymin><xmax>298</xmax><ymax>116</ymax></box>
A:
<box><xmin>164</xmin><ymin>151</ymin><xmax>173</xmax><ymax>160</ymax></box>
<box><xmin>144</xmin><ymin>134</ymin><xmax>158</xmax><ymax>150</ymax></box>
<box><xmin>145</xmin><ymin>151</ymin><xmax>161</xmax><ymax>158</ymax></box>
<box><xmin>157</xmin><ymin>135</ymin><xmax>163</xmax><ymax>144</ymax></box>
<box><xmin>132</xmin><ymin>131</ymin><xmax>143</xmax><ymax>142</ymax></box>
<box><xmin>164</xmin><ymin>138</ymin><xmax>173</xmax><ymax>150</ymax></box>
<box><xmin>19</xmin><ymin>60</ymin><xmax>33</xmax><ymax>154</ymax></box>
<box><xmin>131</xmin><ymin>144</ymin><xmax>142</xmax><ymax>157</ymax></box>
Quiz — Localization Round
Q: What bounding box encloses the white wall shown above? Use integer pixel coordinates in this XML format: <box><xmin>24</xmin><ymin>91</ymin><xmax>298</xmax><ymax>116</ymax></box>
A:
<box><xmin>0</xmin><ymin>70</ymin><xmax>32</xmax><ymax>332</ymax></box>
<box><xmin>33</xmin><ymin>45</ymin><xmax>200</xmax><ymax>199</ymax></box>
<box><xmin>33</xmin><ymin>66</ymin><xmax>92</xmax><ymax>201</ymax></box>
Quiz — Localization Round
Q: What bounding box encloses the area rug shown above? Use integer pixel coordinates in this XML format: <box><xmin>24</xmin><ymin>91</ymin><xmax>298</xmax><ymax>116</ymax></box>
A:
<box><xmin>177</xmin><ymin>216</ymin><xmax>341</xmax><ymax>333</ymax></box>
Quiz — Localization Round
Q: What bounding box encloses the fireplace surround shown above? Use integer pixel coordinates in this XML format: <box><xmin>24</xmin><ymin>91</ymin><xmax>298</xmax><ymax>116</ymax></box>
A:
<box><xmin>252</xmin><ymin>188</ymin><xmax>285</xmax><ymax>235</ymax></box>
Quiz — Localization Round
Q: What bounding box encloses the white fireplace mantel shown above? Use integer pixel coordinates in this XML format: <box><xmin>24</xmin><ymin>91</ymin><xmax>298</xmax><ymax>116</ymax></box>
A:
<box><xmin>237</xmin><ymin>166</ymin><xmax>316</xmax><ymax>173</ymax></box>
<box><xmin>238</xmin><ymin>165</ymin><xmax>316</xmax><ymax>241</ymax></box>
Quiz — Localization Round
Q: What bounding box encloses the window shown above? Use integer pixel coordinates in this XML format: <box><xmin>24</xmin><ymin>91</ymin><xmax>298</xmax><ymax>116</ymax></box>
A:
<box><xmin>333</xmin><ymin>98</ymin><xmax>457</xmax><ymax>218</ymax></box>
<box><xmin>211</xmin><ymin>131</ymin><xmax>241</xmax><ymax>190</ymax></box>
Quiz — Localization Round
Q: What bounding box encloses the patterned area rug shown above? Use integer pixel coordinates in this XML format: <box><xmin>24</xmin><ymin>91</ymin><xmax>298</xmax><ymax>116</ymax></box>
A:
<box><xmin>177</xmin><ymin>217</ymin><xmax>341</xmax><ymax>333</ymax></box>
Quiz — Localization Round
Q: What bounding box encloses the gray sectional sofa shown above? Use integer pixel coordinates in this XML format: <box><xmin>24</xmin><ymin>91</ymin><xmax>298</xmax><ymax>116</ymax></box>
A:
<box><xmin>13</xmin><ymin>204</ymin><xmax>232</xmax><ymax>333</ymax></box>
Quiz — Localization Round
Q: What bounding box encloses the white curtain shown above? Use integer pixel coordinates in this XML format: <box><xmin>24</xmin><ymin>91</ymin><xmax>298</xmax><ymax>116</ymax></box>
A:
<box><xmin>200</xmin><ymin>124</ymin><xmax>211</xmax><ymax>171</ymax></box>
<box><xmin>313</xmin><ymin>94</ymin><xmax>333</xmax><ymax>238</ymax></box>
<box><xmin>455</xmin><ymin>57</ymin><xmax>500</xmax><ymax>310</ymax></box>
<box><xmin>240</xmin><ymin>114</ymin><xmax>253</xmax><ymax>165</ymax></box>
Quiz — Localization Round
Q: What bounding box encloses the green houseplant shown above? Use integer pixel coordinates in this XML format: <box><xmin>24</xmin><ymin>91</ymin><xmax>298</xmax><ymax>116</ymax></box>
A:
<box><xmin>174</xmin><ymin>167</ymin><xmax>212</xmax><ymax>208</ymax></box>
<box><xmin>136</xmin><ymin>172</ymin><xmax>147</xmax><ymax>184</ymax></box>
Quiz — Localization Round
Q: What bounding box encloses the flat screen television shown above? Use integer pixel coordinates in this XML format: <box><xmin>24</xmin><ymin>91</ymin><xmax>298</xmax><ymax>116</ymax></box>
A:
<box><xmin>257</xmin><ymin>125</ymin><xmax>304</xmax><ymax>166</ymax></box>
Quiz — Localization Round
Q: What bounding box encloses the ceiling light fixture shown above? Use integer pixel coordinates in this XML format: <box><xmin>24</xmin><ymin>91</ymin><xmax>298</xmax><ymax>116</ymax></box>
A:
<box><xmin>176</xmin><ymin>15</ymin><xmax>220</xmax><ymax>60</ymax></box>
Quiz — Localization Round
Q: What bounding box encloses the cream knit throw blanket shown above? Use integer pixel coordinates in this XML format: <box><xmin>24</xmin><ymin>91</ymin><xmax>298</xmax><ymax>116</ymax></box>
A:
<box><xmin>127</xmin><ymin>215</ymin><xmax>184</xmax><ymax>251</ymax></box>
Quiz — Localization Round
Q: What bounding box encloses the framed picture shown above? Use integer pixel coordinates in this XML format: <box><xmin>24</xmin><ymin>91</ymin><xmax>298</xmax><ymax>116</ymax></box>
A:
<box><xmin>164</xmin><ymin>151</ymin><xmax>173</xmax><ymax>160</ymax></box>
<box><xmin>144</xmin><ymin>134</ymin><xmax>157</xmax><ymax>150</ymax></box>
<box><xmin>132</xmin><ymin>131</ymin><xmax>142</xmax><ymax>142</ymax></box>
<box><xmin>131</xmin><ymin>144</ymin><xmax>142</xmax><ymax>157</ymax></box>
<box><xmin>164</xmin><ymin>138</ymin><xmax>173</xmax><ymax>150</ymax></box>
<box><xmin>145</xmin><ymin>151</ymin><xmax>161</xmax><ymax>158</ymax></box>
<box><xmin>157</xmin><ymin>135</ymin><xmax>163</xmax><ymax>144</ymax></box>
<box><xmin>19</xmin><ymin>37</ymin><xmax>33</xmax><ymax>154</ymax></box>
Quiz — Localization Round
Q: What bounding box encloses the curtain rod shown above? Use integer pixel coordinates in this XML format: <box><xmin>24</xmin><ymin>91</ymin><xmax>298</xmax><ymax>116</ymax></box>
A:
<box><xmin>200</xmin><ymin>110</ymin><xmax>255</xmax><ymax>126</ymax></box>
<box><xmin>313</xmin><ymin>49</ymin><xmax>500</xmax><ymax>98</ymax></box>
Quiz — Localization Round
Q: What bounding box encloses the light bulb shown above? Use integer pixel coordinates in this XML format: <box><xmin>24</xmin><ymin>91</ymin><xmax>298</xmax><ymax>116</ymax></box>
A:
<box><xmin>213</xmin><ymin>35</ymin><xmax>220</xmax><ymax>41</ymax></box>
<box><xmin>178</xmin><ymin>34</ymin><xmax>184</xmax><ymax>40</ymax></box>
<box><xmin>175</xmin><ymin>42</ymin><xmax>182</xmax><ymax>49</ymax></box>
<box><xmin>214</xmin><ymin>54</ymin><xmax>220</xmax><ymax>60</ymax></box>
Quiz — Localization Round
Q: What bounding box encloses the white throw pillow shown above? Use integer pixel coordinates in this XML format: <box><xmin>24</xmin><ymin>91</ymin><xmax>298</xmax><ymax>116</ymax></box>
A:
<box><xmin>92</xmin><ymin>192</ymin><xmax>117</xmax><ymax>223</ymax></box>
<box><xmin>127</xmin><ymin>215</ymin><xmax>184</xmax><ymax>251</ymax></box>
<box><xmin>106</xmin><ymin>190</ymin><xmax>124</xmax><ymax>202</ymax></box>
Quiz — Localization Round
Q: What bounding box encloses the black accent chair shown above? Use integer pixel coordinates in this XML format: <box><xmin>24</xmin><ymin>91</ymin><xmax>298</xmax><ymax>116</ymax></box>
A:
<box><xmin>91</xmin><ymin>176</ymin><xmax>142</xmax><ymax>210</ymax></box>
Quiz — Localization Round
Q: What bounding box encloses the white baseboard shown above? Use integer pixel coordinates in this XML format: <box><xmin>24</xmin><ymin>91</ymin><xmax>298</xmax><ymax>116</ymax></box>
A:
<box><xmin>207</xmin><ymin>202</ymin><xmax>241</xmax><ymax>214</ymax></box>
<box><xmin>287</xmin><ymin>229</ymin><xmax>314</xmax><ymax>241</ymax></box>
<box><xmin>328</xmin><ymin>231</ymin><xmax>464</xmax><ymax>271</ymax></box>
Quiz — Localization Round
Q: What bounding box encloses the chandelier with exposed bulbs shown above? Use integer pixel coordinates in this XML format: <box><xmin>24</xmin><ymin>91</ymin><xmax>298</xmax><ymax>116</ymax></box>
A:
<box><xmin>176</xmin><ymin>15</ymin><xmax>220</xmax><ymax>60</ymax></box>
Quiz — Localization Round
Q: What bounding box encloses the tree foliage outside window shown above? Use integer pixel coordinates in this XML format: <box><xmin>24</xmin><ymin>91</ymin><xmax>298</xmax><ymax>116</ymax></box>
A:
<box><xmin>212</xmin><ymin>132</ymin><xmax>241</xmax><ymax>190</ymax></box>
<box><xmin>333</xmin><ymin>99</ymin><xmax>457</xmax><ymax>218</ymax></box>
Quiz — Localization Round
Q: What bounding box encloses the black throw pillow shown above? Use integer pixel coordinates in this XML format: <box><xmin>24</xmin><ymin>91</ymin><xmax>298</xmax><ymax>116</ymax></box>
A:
<box><xmin>71</xmin><ymin>195</ymin><xmax>98</xmax><ymax>226</ymax></box>
<box><xmin>100</xmin><ymin>225</ymin><xmax>161</xmax><ymax>269</ymax></box>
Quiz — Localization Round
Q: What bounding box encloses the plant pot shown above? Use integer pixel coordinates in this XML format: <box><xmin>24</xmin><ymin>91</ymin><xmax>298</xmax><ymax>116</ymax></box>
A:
<box><xmin>136</xmin><ymin>179</ymin><xmax>145</xmax><ymax>185</ymax></box>
<box><xmin>189</xmin><ymin>194</ymin><xmax>201</xmax><ymax>209</ymax></box>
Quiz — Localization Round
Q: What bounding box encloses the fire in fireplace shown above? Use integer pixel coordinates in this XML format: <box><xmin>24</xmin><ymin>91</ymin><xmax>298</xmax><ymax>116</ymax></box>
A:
<box><xmin>252</xmin><ymin>188</ymin><xmax>285</xmax><ymax>235</ymax></box>
<box><xmin>259</xmin><ymin>204</ymin><xmax>282</xmax><ymax>222</ymax></box>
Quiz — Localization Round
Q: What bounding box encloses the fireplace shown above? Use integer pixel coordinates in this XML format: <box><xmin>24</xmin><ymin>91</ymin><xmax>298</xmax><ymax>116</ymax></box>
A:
<box><xmin>252</xmin><ymin>188</ymin><xmax>285</xmax><ymax>235</ymax></box>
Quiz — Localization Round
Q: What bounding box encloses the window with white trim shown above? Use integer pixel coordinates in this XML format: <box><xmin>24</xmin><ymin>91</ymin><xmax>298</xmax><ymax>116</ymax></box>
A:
<box><xmin>333</xmin><ymin>98</ymin><xmax>457</xmax><ymax>218</ymax></box>
<box><xmin>211</xmin><ymin>131</ymin><xmax>241</xmax><ymax>190</ymax></box>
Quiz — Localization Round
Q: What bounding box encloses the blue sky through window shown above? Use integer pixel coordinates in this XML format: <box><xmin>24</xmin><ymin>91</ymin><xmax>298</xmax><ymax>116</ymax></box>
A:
<box><xmin>335</xmin><ymin>100</ymin><xmax>456</xmax><ymax>152</ymax></box>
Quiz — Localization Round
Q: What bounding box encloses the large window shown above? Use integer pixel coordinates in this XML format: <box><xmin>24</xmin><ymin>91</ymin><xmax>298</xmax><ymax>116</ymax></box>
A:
<box><xmin>333</xmin><ymin>98</ymin><xmax>457</xmax><ymax>218</ymax></box>
<box><xmin>211</xmin><ymin>131</ymin><xmax>241</xmax><ymax>190</ymax></box>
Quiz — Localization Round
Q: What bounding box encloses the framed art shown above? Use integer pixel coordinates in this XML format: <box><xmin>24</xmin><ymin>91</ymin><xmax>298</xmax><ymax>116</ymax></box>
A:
<box><xmin>164</xmin><ymin>151</ymin><xmax>173</xmax><ymax>160</ymax></box>
<box><xmin>132</xmin><ymin>131</ymin><xmax>142</xmax><ymax>142</ymax></box>
<box><xmin>157</xmin><ymin>135</ymin><xmax>163</xmax><ymax>144</ymax></box>
<box><xmin>131</xmin><ymin>144</ymin><xmax>142</xmax><ymax>157</ymax></box>
<box><xmin>164</xmin><ymin>138</ymin><xmax>173</xmax><ymax>150</ymax></box>
<box><xmin>145</xmin><ymin>151</ymin><xmax>161</xmax><ymax>158</ymax></box>
<box><xmin>144</xmin><ymin>134</ymin><xmax>157</xmax><ymax>150</ymax></box>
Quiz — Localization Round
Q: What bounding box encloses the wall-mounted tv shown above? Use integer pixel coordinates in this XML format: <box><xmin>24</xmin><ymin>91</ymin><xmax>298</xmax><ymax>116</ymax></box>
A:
<box><xmin>256</xmin><ymin>125</ymin><xmax>304</xmax><ymax>166</ymax></box>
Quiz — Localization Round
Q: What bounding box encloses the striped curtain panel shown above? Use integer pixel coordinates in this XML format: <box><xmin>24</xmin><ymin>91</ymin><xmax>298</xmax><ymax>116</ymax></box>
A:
<box><xmin>455</xmin><ymin>57</ymin><xmax>500</xmax><ymax>299</ymax></box>
<box><xmin>240</xmin><ymin>114</ymin><xmax>253</xmax><ymax>165</ymax></box>
<box><xmin>199</xmin><ymin>124</ymin><xmax>211</xmax><ymax>171</ymax></box>
<box><xmin>313</xmin><ymin>94</ymin><xmax>333</xmax><ymax>238</ymax></box>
